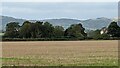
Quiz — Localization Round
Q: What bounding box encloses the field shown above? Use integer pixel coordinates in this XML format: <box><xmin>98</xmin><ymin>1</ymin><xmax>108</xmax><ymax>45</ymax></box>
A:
<box><xmin>2</xmin><ymin>40</ymin><xmax>118</xmax><ymax>66</ymax></box>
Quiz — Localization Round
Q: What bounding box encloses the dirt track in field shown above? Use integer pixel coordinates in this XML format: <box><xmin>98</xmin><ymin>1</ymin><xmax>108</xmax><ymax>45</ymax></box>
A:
<box><xmin>2</xmin><ymin>40</ymin><xmax>118</xmax><ymax>66</ymax></box>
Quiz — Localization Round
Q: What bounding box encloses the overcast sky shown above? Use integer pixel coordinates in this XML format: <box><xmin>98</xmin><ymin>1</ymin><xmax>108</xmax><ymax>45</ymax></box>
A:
<box><xmin>1</xmin><ymin>2</ymin><xmax>118</xmax><ymax>20</ymax></box>
<box><xmin>1</xmin><ymin>0</ymin><xmax>119</xmax><ymax>2</ymax></box>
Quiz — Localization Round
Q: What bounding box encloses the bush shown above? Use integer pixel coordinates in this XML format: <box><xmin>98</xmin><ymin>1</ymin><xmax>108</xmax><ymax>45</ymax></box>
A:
<box><xmin>2</xmin><ymin>38</ymin><xmax>85</xmax><ymax>41</ymax></box>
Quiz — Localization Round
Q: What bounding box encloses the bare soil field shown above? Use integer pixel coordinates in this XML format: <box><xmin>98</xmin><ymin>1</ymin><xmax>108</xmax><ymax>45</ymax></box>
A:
<box><xmin>2</xmin><ymin>40</ymin><xmax>118</xmax><ymax>66</ymax></box>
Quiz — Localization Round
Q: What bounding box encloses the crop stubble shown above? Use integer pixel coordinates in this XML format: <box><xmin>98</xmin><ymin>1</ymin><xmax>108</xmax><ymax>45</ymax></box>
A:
<box><xmin>2</xmin><ymin>40</ymin><xmax>118</xmax><ymax>66</ymax></box>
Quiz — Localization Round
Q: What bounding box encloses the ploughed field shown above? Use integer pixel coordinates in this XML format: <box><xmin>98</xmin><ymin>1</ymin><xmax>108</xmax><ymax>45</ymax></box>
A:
<box><xmin>2</xmin><ymin>41</ymin><xmax>118</xmax><ymax>66</ymax></box>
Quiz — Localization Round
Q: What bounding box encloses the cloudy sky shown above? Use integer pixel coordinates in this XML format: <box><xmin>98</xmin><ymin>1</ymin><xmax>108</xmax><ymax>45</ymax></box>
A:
<box><xmin>1</xmin><ymin>2</ymin><xmax>118</xmax><ymax>20</ymax></box>
<box><xmin>1</xmin><ymin>0</ymin><xmax>119</xmax><ymax>2</ymax></box>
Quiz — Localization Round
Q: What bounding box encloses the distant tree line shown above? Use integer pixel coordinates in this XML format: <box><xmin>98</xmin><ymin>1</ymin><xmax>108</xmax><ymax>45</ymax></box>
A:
<box><xmin>2</xmin><ymin>21</ymin><xmax>120</xmax><ymax>41</ymax></box>
<box><xmin>87</xmin><ymin>21</ymin><xmax>120</xmax><ymax>40</ymax></box>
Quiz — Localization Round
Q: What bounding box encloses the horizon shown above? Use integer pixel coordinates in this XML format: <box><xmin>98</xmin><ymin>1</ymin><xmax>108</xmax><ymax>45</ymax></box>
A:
<box><xmin>1</xmin><ymin>15</ymin><xmax>116</xmax><ymax>21</ymax></box>
<box><xmin>1</xmin><ymin>2</ymin><xmax>118</xmax><ymax>20</ymax></box>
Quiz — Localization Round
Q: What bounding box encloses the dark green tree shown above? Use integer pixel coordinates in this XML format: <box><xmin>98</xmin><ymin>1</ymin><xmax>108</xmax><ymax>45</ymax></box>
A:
<box><xmin>19</xmin><ymin>21</ymin><xmax>31</xmax><ymax>38</ymax></box>
<box><xmin>34</xmin><ymin>21</ymin><xmax>43</xmax><ymax>38</ymax></box>
<box><xmin>107</xmin><ymin>21</ymin><xmax>120</xmax><ymax>37</ymax></box>
<box><xmin>53</xmin><ymin>26</ymin><xmax>64</xmax><ymax>38</ymax></box>
<box><xmin>91</xmin><ymin>29</ymin><xmax>100</xmax><ymax>39</ymax></box>
<box><xmin>100</xmin><ymin>34</ymin><xmax>110</xmax><ymax>40</ymax></box>
<box><xmin>41</xmin><ymin>22</ymin><xmax>54</xmax><ymax>38</ymax></box>
<box><xmin>4</xmin><ymin>22</ymin><xmax>20</xmax><ymax>38</ymax></box>
<box><xmin>29</xmin><ymin>23</ymin><xmax>36</xmax><ymax>38</ymax></box>
<box><xmin>64</xmin><ymin>23</ymin><xmax>87</xmax><ymax>39</ymax></box>
<box><xmin>90</xmin><ymin>29</ymin><xmax>101</xmax><ymax>40</ymax></box>
<box><xmin>30</xmin><ymin>21</ymin><xmax>43</xmax><ymax>38</ymax></box>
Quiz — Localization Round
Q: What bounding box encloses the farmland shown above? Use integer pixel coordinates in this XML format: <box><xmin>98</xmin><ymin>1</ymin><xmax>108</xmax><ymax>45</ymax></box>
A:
<box><xmin>2</xmin><ymin>40</ymin><xmax>118</xmax><ymax>66</ymax></box>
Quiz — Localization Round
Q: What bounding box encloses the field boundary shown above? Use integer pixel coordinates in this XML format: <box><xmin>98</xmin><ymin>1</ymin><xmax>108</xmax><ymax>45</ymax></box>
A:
<box><xmin>1</xmin><ymin>66</ymin><xmax>119</xmax><ymax>68</ymax></box>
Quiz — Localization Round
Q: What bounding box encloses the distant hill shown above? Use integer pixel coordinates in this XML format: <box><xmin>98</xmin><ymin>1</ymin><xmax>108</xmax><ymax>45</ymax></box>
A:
<box><xmin>41</xmin><ymin>18</ymin><xmax>81</xmax><ymax>29</ymax></box>
<box><xmin>1</xmin><ymin>16</ymin><xmax>26</xmax><ymax>31</ymax></box>
<box><xmin>1</xmin><ymin>16</ymin><xmax>115</xmax><ymax>31</ymax></box>
<box><xmin>81</xmin><ymin>17</ymin><xmax>113</xmax><ymax>30</ymax></box>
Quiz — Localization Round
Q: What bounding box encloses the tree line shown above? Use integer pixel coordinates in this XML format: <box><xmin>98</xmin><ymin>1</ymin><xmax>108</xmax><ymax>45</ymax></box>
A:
<box><xmin>3</xmin><ymin>21</ymin><xmax>120</xmax><ymax>41</ymax></box>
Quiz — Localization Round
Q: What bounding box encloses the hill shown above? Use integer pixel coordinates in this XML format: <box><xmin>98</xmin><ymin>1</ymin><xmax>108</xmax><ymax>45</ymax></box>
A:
<box><xmin>1</xmin><ymin>16</ymin><xmax>114</xmax><ymax>31</ymax></box>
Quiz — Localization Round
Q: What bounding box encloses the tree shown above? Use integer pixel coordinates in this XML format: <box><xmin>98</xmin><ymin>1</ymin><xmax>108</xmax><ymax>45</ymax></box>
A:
<box><xmin>53</xmin><ymin>26</ymin><xmax>64</xmax><ymax>38</ymax></box>
<box><xmin>64</xmin><ymin>23</ymin><xmax>87</xmax><ymax>39</ymax></box>
<box><xmin>4</xmin><ymin>22</ymin><xmax>20</xmax><ymax>38</ymax></box>
<box><xmin>91</xmin><ymin>29</ymin><xmax>109</xmax><ymax>40</ymax></box>
<box><xmin>19</xmin><ymin>21</ymin><xmax>31</xmax><ymax>38</ymax></box>
<box><xmin>100</xmin><ymin>34</ymin><xmax>110</xmax><ymax>40</ymax></box>
<box><xmin>34</xmin><ymin>21</ymin><xmax>43</xmax><ymax>38</ymax></box>
<box><xmin>30</xmin><ymin>21</ymin><xmax>43</xmax><ymax>38</ymax></box>
<box><xmin>29</xmin><ymin>23</ymin><xmax>36</xmax><ymax>38</ymax></box>
<box><xmin>107</xmin><ymin>21</ymin><xmax>120</xmax><ymax>37</ymax></box>
<box><xmin>41</xmin><ymin>22</ymin><xmax>54</xmax><ymax>38</ymax></box>
<box><xmin>89</xmin><ymin>29</ymin><xmax>101</xmax><ymax>40</ymax></box>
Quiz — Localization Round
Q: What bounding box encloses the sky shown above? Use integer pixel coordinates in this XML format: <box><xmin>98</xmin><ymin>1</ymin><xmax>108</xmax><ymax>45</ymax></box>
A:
<box><xmin>1</xmin><ymin>2</ymin><xmax>118</xmax><ymax>20</ymax></box>
<box><xmin>1</xmin><ymin>0</ymin><xmax>119</xmax><ymax>2</ymax></box>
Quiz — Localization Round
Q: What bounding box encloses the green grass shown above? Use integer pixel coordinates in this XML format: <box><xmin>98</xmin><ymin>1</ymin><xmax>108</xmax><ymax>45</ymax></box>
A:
<box><xmin>2</xmin><ymin>57</ymin><xmax>118</xmax><ymax>66</ymax></box>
